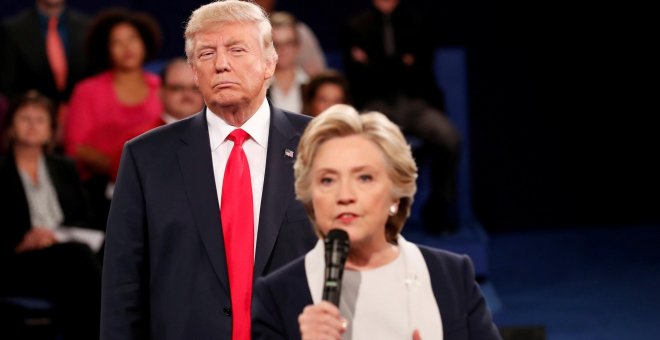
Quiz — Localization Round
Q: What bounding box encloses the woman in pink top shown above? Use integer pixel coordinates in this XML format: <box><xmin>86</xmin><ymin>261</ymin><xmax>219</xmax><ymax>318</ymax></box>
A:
<box><xmin>65</xmin><ymin>8</ymin><xmax>162</xmax><ymax>180</ymax></box>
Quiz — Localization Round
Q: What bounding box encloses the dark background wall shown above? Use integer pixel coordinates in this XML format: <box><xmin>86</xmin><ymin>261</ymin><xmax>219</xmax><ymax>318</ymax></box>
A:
<box><xmin>2</xmin><ymin>0</ymin><xmax>656</xmax><ymax>231</ymax></box>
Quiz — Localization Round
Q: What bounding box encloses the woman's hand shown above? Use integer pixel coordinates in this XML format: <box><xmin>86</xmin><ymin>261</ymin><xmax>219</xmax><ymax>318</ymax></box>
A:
<box><xmin>413</xmin><ymin>329</ymin><xmax>422</xmax><ymax>340</ymax></box>
<box><xmin>15</xmin><ymin>227</ymin><xmax>58</xmax><ymax>253</ymax></box>
<box><xmin>298</xmin><ymin>301</ymin><xmax>347</xmax><ymax>340</ymax></box>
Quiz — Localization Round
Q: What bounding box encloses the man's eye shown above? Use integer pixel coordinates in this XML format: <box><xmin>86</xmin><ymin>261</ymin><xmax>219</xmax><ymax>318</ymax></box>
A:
<box><xmin>198</xmin><ymin>51</ymin><xmax>214</xmax><ymax>59</ymax></box>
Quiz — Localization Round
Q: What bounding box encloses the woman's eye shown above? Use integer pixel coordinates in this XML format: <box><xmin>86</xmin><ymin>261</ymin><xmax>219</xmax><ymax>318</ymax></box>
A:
<box><xmin>320</xmin><ymin>177</ymin><xmax>334</xmax><ymax>185</ymax></box>
<box><xmin>358</xmin><ymin>174</ymin><xmax>373</xmax><ymax>182</ymax></box>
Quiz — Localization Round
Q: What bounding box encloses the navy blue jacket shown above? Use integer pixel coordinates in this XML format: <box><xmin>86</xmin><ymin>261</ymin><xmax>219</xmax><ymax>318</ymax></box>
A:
<box><xmin>253</xmin><ymin>245</ymin><xmax>501</xmax><ymax>340</ymax></box>
<box><xmin>100</xmin><ymin>105</ymin><xmax>317</xmax><ymax>340</ymax></box>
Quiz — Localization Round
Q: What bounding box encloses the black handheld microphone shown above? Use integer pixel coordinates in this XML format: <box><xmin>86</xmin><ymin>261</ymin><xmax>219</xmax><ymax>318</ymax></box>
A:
<box><xmin>322</xmin><ymin>229</ymin><xmax>350</xmax><ymax>306</ymax></box>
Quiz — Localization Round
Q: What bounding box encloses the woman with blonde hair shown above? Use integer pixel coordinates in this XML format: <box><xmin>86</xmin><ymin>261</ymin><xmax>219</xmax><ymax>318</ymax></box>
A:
<box><xmin>252</xmin><ymin>104</ymin><xmax>500</xmax><ymax>339</ymax></box>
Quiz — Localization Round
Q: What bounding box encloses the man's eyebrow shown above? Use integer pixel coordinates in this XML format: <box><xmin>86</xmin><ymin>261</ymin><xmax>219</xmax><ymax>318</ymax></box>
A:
<box><xmin>195</xmin><ymin>42</ymin><xmax>216</xmax><ymax>51</ymax></box>
<box><xmin>224</xmin><ymin>38</ymin><xmax>247</xmax><ymax>47</ymax></box>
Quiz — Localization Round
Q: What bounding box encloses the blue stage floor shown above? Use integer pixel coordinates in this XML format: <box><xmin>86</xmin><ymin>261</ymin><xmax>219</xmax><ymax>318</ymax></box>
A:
<box><xmin>489</xmin><ymin>224</ymin><xmax>660</xmax><ymax>340</ymax></box>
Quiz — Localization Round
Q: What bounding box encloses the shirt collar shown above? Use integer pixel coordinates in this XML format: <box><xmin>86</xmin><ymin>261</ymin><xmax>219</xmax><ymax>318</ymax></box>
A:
<box><xmin>295</xmin><ymin>67</ymin><xmax>310</xmax><ymax>83</ymax></box>
<box><xmin>161</xmin><ymin>113</ymin><xmax>178</xmax><ymax>125</ymax></box>
<box><xmin>206</xmin><ymin>97</ymin><xmax>271</xmax><ymax>150</ymax></box>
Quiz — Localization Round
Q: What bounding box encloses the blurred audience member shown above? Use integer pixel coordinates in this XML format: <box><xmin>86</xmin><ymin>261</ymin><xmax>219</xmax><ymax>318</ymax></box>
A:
<box><xmin>255</xmin><ymin>0</ymin><xmax>326</xmax><ymax>76</ymax></box>
<box><xmin>0</xmin><ymin>90</ymin><xmax>101</xmax><ymax>340</ymax></box>
<box><xmin>106</xmin><ymin>57</ymin><xmax>203</xmax><ymax>192</ymax></box>
<box><xmin>269</xmin><ymin>11</ymin><xmax>308</xmax><ymax>113</ymax></box>
<box><xmin>342</xmin><ymin>0</ymin><xmax>461</xmax><ymax>233</ymax></box>
<box><xmin>64</xmin><ymin>8</ymin><xmax>162</xmax><ymax>226</ymax></box>
<box><xmin>0</xmin><ymin>0</ymin><xmax>90</xmax><ymax>104</ymax></box>
<box><xmin>159</xmin><ymin>57</ymin><xmax>204</xmax><ymax>123</ymax></box>
<box><xmin>302</xmin><ymin>70</ymin><xmax>351</xmax><ymax>117</ymax></box>
<box><xmin>0</xmin><ymin>0</ymin><xmax>91</xmax><ymax>148</ymax></box>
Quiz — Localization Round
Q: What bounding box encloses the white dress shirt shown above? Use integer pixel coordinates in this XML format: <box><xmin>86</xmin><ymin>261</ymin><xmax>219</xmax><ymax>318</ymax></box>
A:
<box><xmin>206</xmin><ymin>98</ymin><xmax>270</xmax><ymax>254</ymax></box>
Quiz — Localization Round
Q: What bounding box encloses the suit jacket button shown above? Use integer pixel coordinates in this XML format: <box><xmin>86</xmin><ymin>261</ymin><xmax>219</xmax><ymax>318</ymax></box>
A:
<box><xmin>223</xmin><ymin>306</ymin><xmax>232</xmax><ymax>316</ymax></box>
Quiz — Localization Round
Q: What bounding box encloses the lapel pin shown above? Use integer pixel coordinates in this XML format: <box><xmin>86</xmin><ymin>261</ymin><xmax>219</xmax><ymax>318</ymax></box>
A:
<box><xmin>285</xmin><ymin>148</ymin><xmax>294</xmax><ymax>158</ymax></box>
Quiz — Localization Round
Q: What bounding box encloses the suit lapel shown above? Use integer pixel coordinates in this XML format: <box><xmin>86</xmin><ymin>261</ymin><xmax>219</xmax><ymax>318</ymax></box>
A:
<box><xmin>176</xmin><ymin>111</ymin><xmax>229</xmax><ymax>293</ymax></box>
<box><xmin>253</xmin><ymin>105</ymin><xmax>301</xmax><ymax>277</ymax></box>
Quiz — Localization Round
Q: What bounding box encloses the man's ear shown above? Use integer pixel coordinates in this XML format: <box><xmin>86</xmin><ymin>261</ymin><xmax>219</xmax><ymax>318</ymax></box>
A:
<box><xmin>191</xmin><ymin>67</ymin><xmax>199</xmax><ymax>85</ymax></box>
<box><xmin>264</xmin><ymin>55</ymin><xmax>278</xmax><ymax>80</ymax></box>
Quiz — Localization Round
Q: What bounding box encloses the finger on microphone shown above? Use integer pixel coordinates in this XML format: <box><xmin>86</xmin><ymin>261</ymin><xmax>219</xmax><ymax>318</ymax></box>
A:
<box><xmin>298</xmin><ymin>303</ymin><xmax>345</xmax><ymax>340</ymax></box>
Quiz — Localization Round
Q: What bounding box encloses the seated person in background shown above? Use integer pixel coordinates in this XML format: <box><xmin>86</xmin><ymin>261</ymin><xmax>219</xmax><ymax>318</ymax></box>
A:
<box><xmin>255</xmin><ymin>0</ymin><xmax>327</xmax><ymax>76</ymax></box>
<box><xmin>0</xmin><ymin>90</ymin><xmax>101</xmax><ymax>340</ymax></box>
<box><xmin>64</xmin><ymin>8</ymin><xmax>162</xmax><ymax>226</ymax></box>
<box><xmin>252</xmin><ymin>104</ymin><xmax>500</xmax><ymax>340</ymax></box>
<box><xmin>106</xmin><ymin>57</ymin><xmax>204</xmax><ymax>191</ymax></box>
<box><xmin>302</xmin><ymin>70</ymin><xmax>351</xmax><ymax>117</ymax></box>
<box><xmin>342</xmin><ymin>0</ymin><xmax>461</xmax><ymax>233</ymax></box>
<box><xmin>268</xmin><ymin>11</ymin><xmax>309</xmax><ymax>113</ymax></box>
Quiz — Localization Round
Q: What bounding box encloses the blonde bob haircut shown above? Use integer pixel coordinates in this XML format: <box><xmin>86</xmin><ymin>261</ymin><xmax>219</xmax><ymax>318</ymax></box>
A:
<box><xmin>294</xmin><ymin>104</ymin><xmax>418</xmax><ymax>244</ymax></box>
<box><xmin>184</xmin><ymin>0</ymin><xmax>277</xmax><ymax>64</ymax></box>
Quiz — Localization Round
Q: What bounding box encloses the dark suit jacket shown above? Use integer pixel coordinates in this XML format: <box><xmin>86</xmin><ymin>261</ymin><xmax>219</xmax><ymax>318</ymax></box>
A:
<box><xmin>0</xmin><ymin>153</ymin><xmax>92</xmax><ymax>261</ymax></box>
<box><xmin>0</xmin><ymin>8</ymin><xmax>90</xmax><ymax>102</ymax></box>
<box><xmin>341</xmin><ymin>6</ymin><xmax>444</xmax><ymax>110</ymax></box>
<box><xmin>253</xmin><ymin>245</ymin><xmax>502</xmax><ymax>340</ymax></box>
<box><xmin>101</xmin><ymin>104</ymin><xmax>317</xmax><ymax>340</ymax></box>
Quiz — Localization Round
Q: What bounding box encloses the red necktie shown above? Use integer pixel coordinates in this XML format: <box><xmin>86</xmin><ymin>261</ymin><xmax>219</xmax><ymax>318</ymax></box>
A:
<box><xmin>46</xmin><ymin>16</ymin><xmax>67</xmax><ymax>92</ymax></box>
<box><xmin>221</xmin><ymin>129</ymin><xmax>254</xmax><ymax>340</ymax></box>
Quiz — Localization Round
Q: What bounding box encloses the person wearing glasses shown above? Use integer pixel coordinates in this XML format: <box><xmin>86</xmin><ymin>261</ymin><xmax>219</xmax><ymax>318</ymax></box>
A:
<box><xmin>158</xmin><ymin>57</ymin><xmax>204</xmax><ymax>124</ymax></box>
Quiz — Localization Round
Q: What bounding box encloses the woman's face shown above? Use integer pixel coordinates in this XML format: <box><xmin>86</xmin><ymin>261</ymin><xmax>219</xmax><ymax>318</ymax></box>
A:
<box><xmin>109</xmin><ymin>22</ymin><xmax>146</xmax><ymax>71</ymax></box>
<box><xmin>10</xmin><ymin>104</ymin><xmax>52</xmax><ymax>148</ymax></box>
<box><xmin>310</xmin><ymin>83</ymin><xmax>346</xmax><ymax>117</ymax></box>
<box><xmin>310</xmin><ymin>135</ymin><xmax>398</xmax><ymax>249</ymax></box>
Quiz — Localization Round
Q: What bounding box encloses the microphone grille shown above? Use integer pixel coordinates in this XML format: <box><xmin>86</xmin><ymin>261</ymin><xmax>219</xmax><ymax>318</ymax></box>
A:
<box><xmin>327</xmin><ymin>229</ymin><xmax>349</xmax><ymax>242</ymax></box>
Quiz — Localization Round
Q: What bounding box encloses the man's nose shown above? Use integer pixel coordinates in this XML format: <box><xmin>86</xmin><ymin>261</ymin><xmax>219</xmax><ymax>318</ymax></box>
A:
<box><xmin>214</xmin><ymin>52</ymin><xmax>230</xmax><ymax>72</ymax></box>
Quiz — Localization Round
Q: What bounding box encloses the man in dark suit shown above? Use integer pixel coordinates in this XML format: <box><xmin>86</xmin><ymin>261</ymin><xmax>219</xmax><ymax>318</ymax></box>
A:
<box><xmin>0</xmin><ymin>0</ymin><xmax>90</xmax><ymax>104</ymax></box>
<box><xmin>100</xmin><ymin>1</ymin><xmax>317</xmax><ymax>339</ymax></box>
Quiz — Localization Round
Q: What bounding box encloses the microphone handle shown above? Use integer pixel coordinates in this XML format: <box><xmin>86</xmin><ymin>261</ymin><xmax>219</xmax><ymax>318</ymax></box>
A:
<box><xmin>323</xmin><ymin>280</ymin><xmax>341</xmax><ymax>306</ymax></box>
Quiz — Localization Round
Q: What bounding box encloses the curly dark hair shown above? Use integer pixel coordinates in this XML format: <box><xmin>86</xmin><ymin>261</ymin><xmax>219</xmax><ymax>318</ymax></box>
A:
<box><xmin>302</xmin><ymin>70</ymin><xmax>351</xmax><ymax>116</ymax></box>
<box><xmin>86</xmin><ymin>8</ymin><xmax>162</xmax><ymax>74</ymax></box>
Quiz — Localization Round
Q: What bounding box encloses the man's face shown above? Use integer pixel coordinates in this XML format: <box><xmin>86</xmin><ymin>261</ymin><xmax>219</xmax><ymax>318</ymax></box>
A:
<box><xmin>272</xmin><ymin>25</ymin><xmax>299</xmax><ymax>70</ymax></box>
<box><xmin>37</xmin><ymin>0</ymin><xmax>65</xmax><ymax>8</ymax></box>
<box><xmin>190</xmin><ymin>22</ymin><xmax>276</xmax><ymax>112</ymax></box>
<box><xmin>161</xmin><ymin>62</ymin><xmax>204</xmax><ymax>120</ymax></box>
<box><xmin>372</xmin><ymin>0</ymin><xmax>400</xmax><ymax>14</ymax></box>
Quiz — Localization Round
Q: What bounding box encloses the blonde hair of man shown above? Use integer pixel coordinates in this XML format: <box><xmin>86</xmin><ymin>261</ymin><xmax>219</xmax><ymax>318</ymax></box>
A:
<box><xmin>184</xmin><ymin>0</ymin><xmax>277</xmax><ymax>65</ymax></box>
